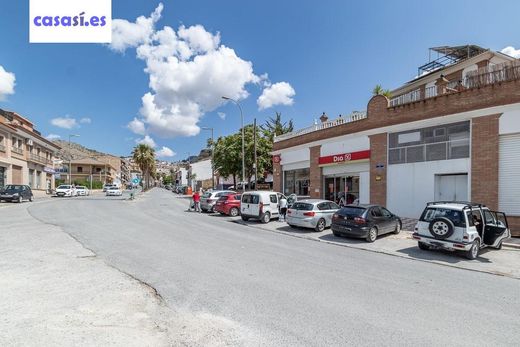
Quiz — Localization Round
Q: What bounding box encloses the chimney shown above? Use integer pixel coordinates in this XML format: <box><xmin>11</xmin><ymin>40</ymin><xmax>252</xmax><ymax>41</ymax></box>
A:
<box><xmin>319</xmin><ymin>112</ymin><xmax>328</xmax><ymax>123</ymax></box>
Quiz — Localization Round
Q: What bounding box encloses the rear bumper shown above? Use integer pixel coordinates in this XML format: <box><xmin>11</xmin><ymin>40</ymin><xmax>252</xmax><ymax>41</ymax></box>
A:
<box><xmin>214</xmin><ymin>205</ymin><xmax>229</xmax><ymax>214</ymax></box>
<box><xmin>331</xmin><ymin>223</ymin><xmax>370</xmax><ymax>237</ymax></box>
<box><xmin>201</xmin><ymin>202</ymin><xmax>216</xmax><ymax>211</ymax></box>
<box><xmin>286</xmin><ymin>216</ymin><xmax>316</xmax><ymax>228</ymax></box>
<box><xmin>412</xmin><ymin>233</ymin><xmax>473</xmax><ymax>251</ymax></box>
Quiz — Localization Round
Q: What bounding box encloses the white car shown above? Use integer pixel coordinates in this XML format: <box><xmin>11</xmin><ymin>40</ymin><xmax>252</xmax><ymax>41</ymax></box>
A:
<box><xmin>103</xmin><ymin>183</ymin><xmax>115</xmax><ymax>192</ymax></box>
<box><xmin>75</xmin><ymin>186</ymin><xmax>90</xmax><ymax>196</ymax></box>
<box><xmin>240</xmin><ymin>191</ymin><xmax>288</xmax><ymax>223</ymax></box>
<box><xmin>106</xmin><ymin>186</ymin><xmax>123</xmax><ymax>196</ymax></box>
<box><xmin>55</xmin><ymin>185</ymin><xmax>77</xmax><ymax>197</ymax></box>
<box><xmin>413</xmin><ymin>202</ymin><xmax>511</xmax><ymax>259</ymax></box>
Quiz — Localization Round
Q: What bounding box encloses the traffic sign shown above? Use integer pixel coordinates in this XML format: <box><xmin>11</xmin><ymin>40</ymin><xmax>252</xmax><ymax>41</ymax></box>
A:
<box><xmin>132</xmin><ymin>178</ymin><xmax>141</xmax><ymax>184</ymax></box>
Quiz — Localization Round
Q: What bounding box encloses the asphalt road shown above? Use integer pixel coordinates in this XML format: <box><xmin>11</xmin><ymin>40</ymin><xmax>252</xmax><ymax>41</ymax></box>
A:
<box><xmin>27</xmin><ymin>189</ymin><xmax>520</xmax><ymax>346</ymax></box>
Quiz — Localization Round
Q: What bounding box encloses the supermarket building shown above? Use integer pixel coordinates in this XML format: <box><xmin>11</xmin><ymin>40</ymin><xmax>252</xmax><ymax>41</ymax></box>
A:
<box><xmin>271</xmin><ymin>45</ymin><xmax>520</xmax><ymax>236</ymax></box>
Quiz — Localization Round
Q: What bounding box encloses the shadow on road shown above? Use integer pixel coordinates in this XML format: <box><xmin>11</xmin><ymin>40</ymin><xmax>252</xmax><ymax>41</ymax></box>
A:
<box><xmin>396</xmin><ymin>246</ymin><xmax>493</xmax><ymax>264</ymax></box>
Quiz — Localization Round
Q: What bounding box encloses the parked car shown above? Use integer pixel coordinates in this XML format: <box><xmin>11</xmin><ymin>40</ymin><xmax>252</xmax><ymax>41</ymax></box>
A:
<box><xmin>103</xmin><ymin>183</ymin><xmax>115</xmax><ymax>192</ymax></box>
<box><xmin>413</xmin><ymin>201</ymin><xmax>511</xmax><ymax>259</ymax></box>
<box><xmin>55</xmin><ymin>185</ymin><xmax>77</xmax><ymax>197</ymax></box>
<box><xmin>0</xmin><ymin>184</ymin><xmax>33</xmax><ymax>203</ymax></box>
<box><xmin>214</xmin><ymin>193</ymin><xmax>242</xmax><ymax>217</ymax></box>
<box><xmin>75</xmin><ymin>186</ymin><xmax>90</xmax><ymax>196</ymax></box>
<box><xmin>106</xmin><ymin>186</ymin><xmax>123</xmax><ymax>196</ymax></box>
<box><xmin>200</xmin><ymin>190</ymin><xmax>236</xmax><ymax>212</ymax></box>
<box><xmin>286</xmin><ymin>199</ymin><xmax>340</xmax><ymax>232</ymax></box>
<box><xmin>240</xmin><ymin>191</ymin><xmax>287</xmax><ymax>223</ymax></box>
<box><xmin>331</xmin><ymin>204</ymin><xmax>402</xmax><ymax>242</ymax></box>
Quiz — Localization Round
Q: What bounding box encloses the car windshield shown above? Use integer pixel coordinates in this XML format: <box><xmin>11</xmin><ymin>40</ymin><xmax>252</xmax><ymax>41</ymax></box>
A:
<box><xmin>420</xmin><ymin>208</ymin><xmax>466</xmax><ymax>228</ymax></box>
<box><xmin>57</xmin><ymin>185</ymin><xmax>71</xmax><ymax>189</ymax></box>
<box><xmin>291</xmin><ymin>202</ymin><xmax>314</xmax><ymax>211</ymax></box>
<box><xmin>4</xmin><ymin>185</ymin><xmax>23</xmax><ymax>191</ymax></box>
<box><xmin>77</xmin><ymin>186</ymin><xmax>86</xmax><ymax>189</ymax></box>
<box><xmin>109</xmin><ymin>187</ymin><xmax>119</xmax><ymax>190</ymax></box>
<box><xmin>338</xmin><ymin>206</ymin><xmax>366</xmax><ymax>217</ymax></box>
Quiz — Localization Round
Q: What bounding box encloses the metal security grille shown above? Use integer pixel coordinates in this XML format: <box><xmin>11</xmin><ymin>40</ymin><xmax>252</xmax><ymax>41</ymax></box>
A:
<box><xmin>499</xmin><ymin>133</ymin><xmax>520</xmax><ymax>215</ymax></box>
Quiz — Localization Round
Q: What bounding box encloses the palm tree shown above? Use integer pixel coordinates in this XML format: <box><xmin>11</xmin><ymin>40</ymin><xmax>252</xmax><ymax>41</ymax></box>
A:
<box><xmin>372</xmin><ymin>84</ymin><xmax>392</xmax><ymax>98</ymax></box>
<box><xmin>261</xmin><ymin>112</ymin><xmax>294</xmax><ymax>143</ymax></box>
<box><xmin>132</xmin><ymin>144</ymin><xmax>155</xmax><ymax>190</ymax></box>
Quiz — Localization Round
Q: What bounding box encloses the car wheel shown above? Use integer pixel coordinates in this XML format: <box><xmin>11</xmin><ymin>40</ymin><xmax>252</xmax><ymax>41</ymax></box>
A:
<box><xmin>429</xmin><ymin>217</ymin><xmax>454</xmax><ymax>239</ymax></box>
<box><xmin>393</xmin><ymin>221</ymin><xmax>401</xmax><ymax>234</ymax></box>
<box><xmin>466</xmin><ymin>240</ymin><xmax>480</xmax><ymax>260</ymax></box>
<box><xmin>315</xmin><ymin>218</ymin><xmax>326</xmax><ymax>232</ymax></box>
<box><xmin>241</xmin><ymin>216</ymin><xmax>249</xmax><ymax>222</ymax></box>
<box><xmin>366</xmin><ymin>227</ymin><xmax>377</xmax><ymax>243</ymax></box>
<box><xmin>261</xmin><ymin>212</ymin><xmax>271</xmax><ymax>224</ymax></box>
<box><xmin>18</xmin><ymin>196</ymin><xmax>23</xmax><ymax>203</ymax></box>
<box><xmin>229</xmin><ymin>207</ymin><xmax>239</xmax><ymax>217</ymax></box>
<box><xmin>29</xmin><ymin>195</ymin><xmax>33</xmax><ymax>202</ymax></box>
<box><xmin>418</xmin><ymin>241</ymin><xmax>430</xmax><ymax>250</ymax></box>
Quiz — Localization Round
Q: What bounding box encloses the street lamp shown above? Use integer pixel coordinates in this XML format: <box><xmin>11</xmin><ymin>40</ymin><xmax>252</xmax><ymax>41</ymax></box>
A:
<box><xmin>201</xmin><ymin>126</ymin><xmax>215</xmax><ymax>189</ymax></box>
<box><xmin>221</xmin><ymin>96</ymin><xmax>245</xmax><ymax>193</ymax></box>
<box><xmin>68</xmin><ymin>134</ymin><xmax>80</xmax><ymax>185</ymax></box>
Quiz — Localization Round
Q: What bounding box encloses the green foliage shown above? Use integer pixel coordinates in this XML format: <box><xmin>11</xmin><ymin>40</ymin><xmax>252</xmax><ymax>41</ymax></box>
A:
<box><xmin>132</xmin><ymin>144</ymin><xmax>156</xmax><ymax>190</ymax></box>
<box><xmin>260</xmin><ymin>112</ymin><xmax>294</xmax><ymax>143</ymax></box>
<box><xmin>372</xmin><ymin>84</ymin><xmax>392</xmax><ymax>98</ymax></box>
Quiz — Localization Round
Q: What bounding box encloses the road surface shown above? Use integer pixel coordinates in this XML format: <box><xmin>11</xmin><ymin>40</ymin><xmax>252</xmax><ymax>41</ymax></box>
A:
<box><xmin>27</xmin><ymin>189</ymin><xmax>520</xmax><ymax>346</ymax></box>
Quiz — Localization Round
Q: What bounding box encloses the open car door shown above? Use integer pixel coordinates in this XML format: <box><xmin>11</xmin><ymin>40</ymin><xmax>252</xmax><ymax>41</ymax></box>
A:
<box><xmin>483</xmin><ymin>210</ymin><xmax>510</xmax><ymax>247</ymax></box>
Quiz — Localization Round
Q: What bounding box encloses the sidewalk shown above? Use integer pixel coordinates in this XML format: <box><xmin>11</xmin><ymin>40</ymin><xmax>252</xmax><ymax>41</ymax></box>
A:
<box><xmin>0</xmin><ymin>202</ymin><xmax>173</xmax><ymax>346</ymax></box>
<box><xmin>225</xmin><ymin>215</ymin><xmax>520</xmax><ymax>280</ymax></box>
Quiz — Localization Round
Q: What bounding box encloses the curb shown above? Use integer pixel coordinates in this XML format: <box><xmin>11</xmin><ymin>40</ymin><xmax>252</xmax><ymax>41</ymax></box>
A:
<box><xmin>503</xmin><ymin>242</ymin><xmax>520</xmax><ymax>250</ymax></box>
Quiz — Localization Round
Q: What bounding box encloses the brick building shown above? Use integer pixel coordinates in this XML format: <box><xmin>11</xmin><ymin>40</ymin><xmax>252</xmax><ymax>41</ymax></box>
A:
<box><xmin>0</xmin><ymin>109</ymin><xmax>61</xmax><ymax>191</ymax></box>
<box><xmin>272</xmin><ymin>45</ymin><xmax>520</xmax><ymax>236</ymax></box>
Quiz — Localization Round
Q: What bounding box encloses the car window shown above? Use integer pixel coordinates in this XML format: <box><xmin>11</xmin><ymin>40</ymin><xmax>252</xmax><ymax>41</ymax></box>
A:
<box><xmin>493</xmin><ymin>212</ymin><xmax>508</xmax><ymax>228</ymax></box>
<box><xmin>242</xmin><ymin>194</ymin><xmax>259</xmax><ymax>204</ymax></box>
<box><xmin>421</xmin><ymin>208</ymin><xmax>466</xmax><ymax>228</ymax></box>
<box><xmin>270</xmin><ymin>194</ymin><xmax>277</xmax><ymax>203</ymax></box>
<box><xmin>338</xmin><ymin>206</ymin><xmax>366</xmax><ymax>217</ymax></box>
<box><xmin>291</xmin><ymin>202</ymin><xmax>314</xmax><ymax>211</ymax></box>
<box><xmin>380</xmin><ymin>207</ymin><xmax>392</xmax><ymax>218</ymax></box>
<box><xmin>317</xmin><ymin>202</ymin><xmax>329</xmax><ymax>211</ymax></box>
<box><xmin>370</xmin><ymin>207</ymin><xmax>383</xmax><ymax>217</ymax></box>
<box><xmin>483</xmin><ymin>210</ymin><xmax>495</xmax><ymax>224</ymax></box>
<box><xmin>329</xmin><ymin>202</ymin><xmax>340</xmax><ymax>210</ymax></box>
<box><xmin>466</xmin><ymin>211</ymin><xmax>474</xmax><ymax>227</ymax></box>
<box><xmin>235</xmin><ymin>195</ymin><xmax>241</xmax><ymax>200</ymax></box>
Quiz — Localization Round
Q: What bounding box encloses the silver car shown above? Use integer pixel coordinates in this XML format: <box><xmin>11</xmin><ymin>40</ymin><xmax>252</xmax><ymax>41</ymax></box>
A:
<box><xmin>200</xmin><ymin>190</ymin><xmax>236</xmax><ymax>212</ymax></box>
<box><xmin>286</xmin><ymin>199</ymin><xmax>340</xmax><ymax>232</ymax></box>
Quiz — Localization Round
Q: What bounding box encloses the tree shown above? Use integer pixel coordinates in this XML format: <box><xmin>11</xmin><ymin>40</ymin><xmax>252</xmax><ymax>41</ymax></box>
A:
<box><xmin>261</xmin><ymin>112</ymin><xmax>294</xmax><ymax>143</ymax></box>
<box><xmin>213</xmin><ymin>133</ymin><xmax>242</xmax><ymax>188</ymax></box>
<box><xmin>372</xmin><ymin>84</ymin><xmax>392</xmax><ymax>98</ymax></box>
<box><xmin>132</xmin><ymin>144</ymin><xmax>155</xmax><ymax>190</ymax></box>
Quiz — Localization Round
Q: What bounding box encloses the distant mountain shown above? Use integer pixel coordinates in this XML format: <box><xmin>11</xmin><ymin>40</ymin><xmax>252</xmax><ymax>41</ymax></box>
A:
<box><xmin>52</xmin><ymin>140</ymin><xmax>114</xmax><ymax>161</ymax></box>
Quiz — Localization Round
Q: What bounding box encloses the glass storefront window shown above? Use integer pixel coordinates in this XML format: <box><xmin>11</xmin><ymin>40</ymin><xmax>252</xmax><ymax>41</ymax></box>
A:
<box><xmin>324</xmin><ymin>175</ymin><xmax>360</xmax><ymax>206</ymax></box>
<box><xmin>0</xmin><ymin>167</ymin><xmax>5</xmax><ymax>188</ymax></box>
<box><xmin>283</xmin><ymin>168</ymin><xmax>309</xmax><ymax>196</ymax></box>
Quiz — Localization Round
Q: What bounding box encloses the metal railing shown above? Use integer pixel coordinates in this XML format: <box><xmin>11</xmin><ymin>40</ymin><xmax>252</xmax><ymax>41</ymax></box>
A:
<box><xmin>29</xmin><ymin>153</ymin><xmax>49</xmax><ymax>164</ymax></box>
<box><xmin>388</xmin><ymin>138</ymin><xmax>470</xmax><ymax>164</ymax></box>
<box><xmin>11</xmin><ymin>146</ymin><xmax>23</xmax><ymax>155</ymax></box>
<box><xmin>389</xmin><ymin>59</ymin><xmax>520</xmax><ymax>107</ymax></box>
<box><xmin>274</xmin><ymin>111</ymin><xmax>367</xmax><ymax>143</ymax></box>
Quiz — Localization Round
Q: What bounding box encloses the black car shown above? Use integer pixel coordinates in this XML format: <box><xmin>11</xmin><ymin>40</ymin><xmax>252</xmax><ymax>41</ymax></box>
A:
<box><xmin>331</xmin><ymin>204</ymin><xmax>401</xmax><ymax>242</ymax></box>
<box><xmin>0</xmin><ymin>185</ymin><xmax>34</xmax><ymax>203</ymax></box>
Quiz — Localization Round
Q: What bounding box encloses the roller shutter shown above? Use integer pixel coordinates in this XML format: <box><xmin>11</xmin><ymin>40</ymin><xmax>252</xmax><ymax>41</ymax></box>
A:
<box><xmin>499</xmin><ymin>134</ymin><xmax>520</xmax><ymax>214</ymax></box>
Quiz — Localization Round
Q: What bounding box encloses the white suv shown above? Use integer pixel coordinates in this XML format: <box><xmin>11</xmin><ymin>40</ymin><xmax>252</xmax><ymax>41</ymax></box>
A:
<box><xmin>413</xmin><ymin>202</ymin><xmax>510</xmax><ymax>259</ymax></box>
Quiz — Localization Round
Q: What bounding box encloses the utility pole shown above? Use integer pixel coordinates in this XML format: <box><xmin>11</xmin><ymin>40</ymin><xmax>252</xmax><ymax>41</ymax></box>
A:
<box><xmin>253</xmin><ymin>118</ymin><xmax>258</xmax><ymax>190</ymax></box>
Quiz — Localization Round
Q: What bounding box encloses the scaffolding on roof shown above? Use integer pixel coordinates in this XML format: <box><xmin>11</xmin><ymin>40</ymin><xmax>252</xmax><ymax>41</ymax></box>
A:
<box><xmin>417</xmin><ymin>45</ymin><xmax>488</xmax><ymax>76</ymax></box>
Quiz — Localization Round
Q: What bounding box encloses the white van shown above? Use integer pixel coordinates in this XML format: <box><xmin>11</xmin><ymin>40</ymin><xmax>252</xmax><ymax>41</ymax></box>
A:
<box><xmin>240</xmin><ymin>191</ymin><xmax>287</xmax><ymax>223</ymax></box>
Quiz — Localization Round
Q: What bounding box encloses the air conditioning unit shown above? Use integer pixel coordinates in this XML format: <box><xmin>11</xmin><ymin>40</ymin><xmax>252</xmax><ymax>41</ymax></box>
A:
<box><xmin>26</xmin><ymin>139</ymin><xmax>33</xmax><ymax>146</ymax></box>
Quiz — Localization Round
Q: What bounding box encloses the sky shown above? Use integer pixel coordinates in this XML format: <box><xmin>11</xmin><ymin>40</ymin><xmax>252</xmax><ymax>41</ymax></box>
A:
<box><xmin>1</xmin><ymin>0</ymin><xmax>519</xmax><ymax>160</ymax></box>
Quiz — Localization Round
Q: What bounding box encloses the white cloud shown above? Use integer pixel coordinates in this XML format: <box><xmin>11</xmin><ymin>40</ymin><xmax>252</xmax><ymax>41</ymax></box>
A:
<box><xmin>51</xmin><ymin>116</ymin><xmax>78</xmax><ymax>129</ymax></box>
<box><xmin>501</xmin><ymin>46</ymin><xmax>520</xmax><ymax>59</ymax></box>
<box><xmin>257</xmin><ymin>82</ymin><xmax>295</xmax><ymax>110</ymax></box>
<box><xmin>80</xmin><ymin>117</ymin><xmax>91</xmax><ymax>124</ymax></box>
<box><xmin>0</xmin><ymin>65</ymin><xmax>15</xmax><ymax>100</ymax></box>
<box><xmin>128</xmin><ymin>117</ymin><xmax>146</xmax><ymax>135</ymax></box>
<box><xmin>45</xmin><ymin>134</ymin><xmax>61</xmax><ymax>140</ymax></box>
<box><xmin>109</xmin><ymin>3</ymin><xmax>163</xmax><ymax>52</ymax></box>
<box><xmin>110</xmin><ymin>4</ymin><xmax>276</xmax><ymax>139</ymax></box>
<box><xmin>156</xmin><ymin>146</ymin><xmax>176</xmax><ymax>157</ymax></box>
<box><xmin>135</xmin><ymin>135</ymin><xmax>156</xmax><ymax>147</ymax></box>
<box><xmin>217</xmin><ymin>112</ymin><xmax>226</xmax><ymax>120</ymax></box>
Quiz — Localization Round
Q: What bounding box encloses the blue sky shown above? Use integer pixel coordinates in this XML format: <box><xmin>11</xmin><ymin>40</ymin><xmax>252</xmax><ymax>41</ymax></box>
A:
<box><xmin>0</xmin><ymin>0</ymin><xmax>519</xmax><ymax>159</ymax></box>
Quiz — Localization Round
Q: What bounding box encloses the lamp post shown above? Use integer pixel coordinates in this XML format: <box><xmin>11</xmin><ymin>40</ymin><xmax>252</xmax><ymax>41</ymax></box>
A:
<box><xmin>68</xmin><ymin>134</ymin><xmax>80</xmax><ymax>185</ymax></box>
<box><xmin>201</xmin><ymin>127</ymin><xmax>215</xmax><ymax>189</ymax></box>
<box><xmin>221</xmin><ymin>96</ymin><xmax>245</xmax><ymax>193</ymax></box>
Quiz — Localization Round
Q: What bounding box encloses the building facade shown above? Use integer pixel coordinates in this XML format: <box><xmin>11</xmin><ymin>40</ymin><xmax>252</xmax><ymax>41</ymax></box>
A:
<box><xmin>57</xmin><ymin>156</ymin><xmax>120</xmax><ymax>187</ymax></box>
<box><xmin>272</xmin><ymin>46</ymin><xmax>520</xmax><ymax>236</ymax></box>
<box><xmin>0</xmin><ymin>109</ymin><xmax>61</xmax><ymax>191</ymax></box>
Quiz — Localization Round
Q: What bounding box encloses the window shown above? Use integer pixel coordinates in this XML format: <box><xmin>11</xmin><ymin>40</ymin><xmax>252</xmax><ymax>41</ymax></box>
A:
<box><xmin>269</xmin><ymin>194</ymin><xmax>277</xmax><ymax>203</ymax></box>
<box><xmin>329</xmin><ymin>202</ymin><xmax>340</xmax><ymax>210</ymax></box>
<box><xmin>242</xmin><ymin>194</ymin><xmax>259</xmax><ymax>204</ymax></box>
<box><xmin>420</xmin><ymin>208</ymin><xmax>466</xmax><ymax>228</ymax></box>
<box><xmin>381</xmin><ymin>208</ymin><xmax>393</xmax><ymax>218</ymax></box>
<box><xmin>370</xmin><ymin>207</ymin><xmax>383</xmax><ymax>217</ymax></box>
<box><xmin>483</xmin><ymin>210</ymin><xmax>495</xmax><ymax>225</ymax></box>
<box><xmin>292</xmin><ymin>202</ymin><xmax>314</xmax><ymax>211</ymax></box>
<box><xmin>389</xmin><ymin>121</ymin><xmax>469</xmax><ymax>164</ymax></box>
<box><xmin>96</xmin><ymin>168</ymin><xmax>102</xmax><ymax>173</ymax></box>
<box><xmin>317</xmin><ymin>202</ymin><xmax>329</xmax><ymax>211</ymax></box>
<box><xmin>77</xmin><ymin>167</ymin><xmax>83</xmax><ymax>173</ymax></box>
<box><xmin>283</xmin><ymin>168</ymin><xmax>310</xmax><ymax>196</ymax></box>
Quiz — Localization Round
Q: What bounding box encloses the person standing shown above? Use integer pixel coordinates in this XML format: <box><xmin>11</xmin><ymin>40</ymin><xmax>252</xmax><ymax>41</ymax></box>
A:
<box><xmin>279</xmin><ymin>196</ymin><xmax>288</xmax><ymax>222</ymax></box>
<box><xmin>193</xmin><ymin>190</ymin><xmax>201</xmax><ymax>213</ymax></box>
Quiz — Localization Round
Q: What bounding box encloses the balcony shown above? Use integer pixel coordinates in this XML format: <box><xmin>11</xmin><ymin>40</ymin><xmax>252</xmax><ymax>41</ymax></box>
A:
<box><xmin>11</xmin><ymin>147</ymin><xmax>23</xmax><ymax>155</ymax></box>
<box><xmin>274</xmin><ymin>111</ymin><xmax>367</xmax><ymax>143</ymax></box>
<box><xmin>389</xmin><ymin>59</ymin><xmax>520</xmax><ymax>107</ymax></box>
<box><xmin>29</xmin><ymin>153</ymin><xmax>51</xmax><ymax>165</ymax></box>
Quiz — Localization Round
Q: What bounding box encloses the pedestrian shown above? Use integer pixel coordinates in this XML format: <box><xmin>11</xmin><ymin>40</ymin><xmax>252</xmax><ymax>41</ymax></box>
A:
<box><xmin>193</xmin><ymin>190</ymin><xmax>201</xmax><ymax>213</ymax></box>
<box><xmin>279</xmin><ymin>195</ymin><xmax>288</xmax><ymax>222</ymax></box>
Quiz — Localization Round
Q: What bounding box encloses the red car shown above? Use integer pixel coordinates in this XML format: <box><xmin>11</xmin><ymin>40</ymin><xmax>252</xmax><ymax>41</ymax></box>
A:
<box><xmin>214</xmin><ymin>193</ymin><xmax>242</xmax><ymax>217</ymax></box>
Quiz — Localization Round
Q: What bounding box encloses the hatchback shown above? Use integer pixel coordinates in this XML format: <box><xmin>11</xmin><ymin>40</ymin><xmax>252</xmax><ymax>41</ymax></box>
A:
<box><xmin>0</xmin><ymin>185</ymin><xmax>33</xmax><ymax>203</ymax></box>
<box><xmin>286</xmin><ymin>199</ymin><xmax>340</xmax><ymax>232</ymax></box>
<box><xmin>200</xmin><ymin>190</ymin><xmax>236</xmax><ymax>212</ymax></box>
<box><xmin>331</xmin><ymin>204</ymin><xmax>402</xmax><ymax>242</ymax></box>
<box><xmin>214</xmin><ymin>194</ymin><xmax>242</xmax><ymax>217</ymax></box>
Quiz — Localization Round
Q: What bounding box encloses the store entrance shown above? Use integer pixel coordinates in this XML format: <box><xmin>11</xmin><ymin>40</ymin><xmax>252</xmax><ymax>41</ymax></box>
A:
<box><xmin>324</xmin><ymin>175</ymin><xmax>360</xmax><ymax>206</ymax></box>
